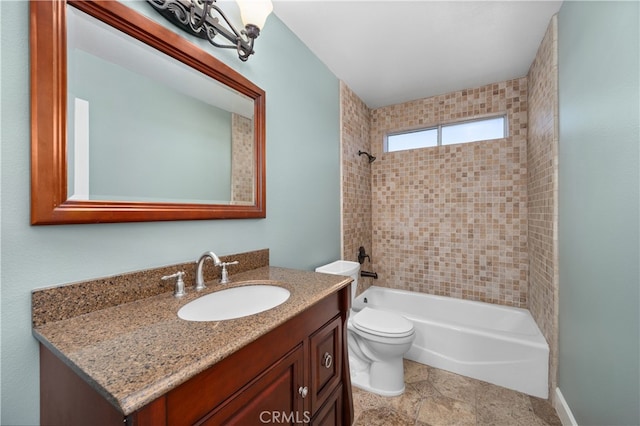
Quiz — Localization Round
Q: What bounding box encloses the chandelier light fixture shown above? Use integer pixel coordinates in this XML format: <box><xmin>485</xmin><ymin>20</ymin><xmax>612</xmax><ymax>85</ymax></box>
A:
<box><xmin>147</xmin><ymin>0</ymin><xmax>273</xmax><ymax>61</ymax></box>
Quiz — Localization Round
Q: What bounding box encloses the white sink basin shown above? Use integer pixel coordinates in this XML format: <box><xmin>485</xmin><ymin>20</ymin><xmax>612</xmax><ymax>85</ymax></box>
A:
<box><xmin>178</xmin><ymin>284</ymin><xmax>290</xmax><ymax>321</ymax></box>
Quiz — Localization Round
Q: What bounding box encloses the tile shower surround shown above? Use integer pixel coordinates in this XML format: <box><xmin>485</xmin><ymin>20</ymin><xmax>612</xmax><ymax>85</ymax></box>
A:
<box><xmin>368</xmin><ymin>78</ymin><xmax>529</xmax><ymax>307</ymax></box>
<box><xmin>526</xmin><ymin>16</ymin><xmax>559</xmax><ymax>399</ymax></box>
<box><xmin>341</xmin><ymin>82</ymin><xmax>375</xmax><ymax>295</ymax></box>
<box><xmin>342</xmin><ymin>27</ymin><xmax>559</xmax><ymax>399</ymax></box>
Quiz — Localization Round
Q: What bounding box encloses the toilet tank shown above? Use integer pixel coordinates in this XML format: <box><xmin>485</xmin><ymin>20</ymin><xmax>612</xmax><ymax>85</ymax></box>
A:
<box><xmin>315</xmin><ymin>260</ymin><xmax>360</xmax><ymax>301</ymax></box>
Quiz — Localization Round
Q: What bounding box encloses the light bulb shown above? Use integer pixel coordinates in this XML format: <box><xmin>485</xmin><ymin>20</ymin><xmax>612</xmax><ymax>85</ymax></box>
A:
<box><xmin>236</xmin><ymin>0</ymin><xmax>273</xmax><ymax>30</ymax></box>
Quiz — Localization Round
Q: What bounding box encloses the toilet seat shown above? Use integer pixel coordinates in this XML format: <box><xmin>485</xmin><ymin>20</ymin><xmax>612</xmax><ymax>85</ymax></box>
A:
<box><xmin>352</xmin><ymin>307</ymin><xmax>414</xmax><ymax>338</ymax></box>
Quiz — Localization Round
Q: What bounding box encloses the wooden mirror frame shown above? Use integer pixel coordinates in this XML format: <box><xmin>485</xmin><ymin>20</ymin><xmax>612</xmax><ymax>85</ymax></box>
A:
<box><xmin>30</xmin><ymin>0</ymin><xmax>266</xmax><ymax>225</ymax></box>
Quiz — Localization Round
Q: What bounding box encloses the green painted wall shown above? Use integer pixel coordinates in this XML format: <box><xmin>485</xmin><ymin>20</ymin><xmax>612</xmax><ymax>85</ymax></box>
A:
<box><xmin>0</xmin><ymin>2</ymin><xmax>341</xmax><ymax>424</ymax></box>
<box><xmin>558</xmin><ymin>1</ymin><xmax>639</xmax><ymax>425</ymax></box>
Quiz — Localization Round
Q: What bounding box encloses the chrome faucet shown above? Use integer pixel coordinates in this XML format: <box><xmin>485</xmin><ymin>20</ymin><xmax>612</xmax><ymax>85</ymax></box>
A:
<box><xmin>195</xmin><ymin>251</ymin><xmax>240</xmax><ymax>289</ymax></box>
<box><xmin>195</xmin><ymin>251</ymin><xmax>222</xmax><ymax>291</ymax></box>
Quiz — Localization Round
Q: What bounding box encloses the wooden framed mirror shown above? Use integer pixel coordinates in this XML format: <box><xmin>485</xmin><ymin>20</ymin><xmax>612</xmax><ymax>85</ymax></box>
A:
<box><xmin>30</xmin><ymin>0</ymin><xmax>266</xmax><ymax>225</ymax></box>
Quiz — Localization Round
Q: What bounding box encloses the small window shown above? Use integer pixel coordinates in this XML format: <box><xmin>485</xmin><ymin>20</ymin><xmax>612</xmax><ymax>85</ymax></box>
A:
<box><xmin>441</xmin><ymin>116</ymin><xmax>505</xmax><ymax>146</ymax></box>
<box><xmin>385</xmin><ymin>115</ymin><xmax>506</xmax><ymax>152</ymax></box>
<box><xmin>387</xmin><ymin>128</ymin><xmax>437</xmax><ymax>152</ymax></box>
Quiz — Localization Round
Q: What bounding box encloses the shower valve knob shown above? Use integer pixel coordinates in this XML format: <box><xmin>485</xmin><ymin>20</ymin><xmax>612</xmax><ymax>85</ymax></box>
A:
<box><xmin>358</xmin><ymin>246</ymin><xmax>371</xmax><ymax>264</ymax></box>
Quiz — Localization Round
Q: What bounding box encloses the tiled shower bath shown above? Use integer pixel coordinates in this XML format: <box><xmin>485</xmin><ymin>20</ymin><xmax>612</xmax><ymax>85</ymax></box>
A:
<box><xmin>369</xmin><ymin>78</ymin><xmax>528</xmax><ymax>307</ymax></box>
<box><xmin>340</xmin><ymin>14</ymin><xmax>559</xmax><ymax>404</ymax></box>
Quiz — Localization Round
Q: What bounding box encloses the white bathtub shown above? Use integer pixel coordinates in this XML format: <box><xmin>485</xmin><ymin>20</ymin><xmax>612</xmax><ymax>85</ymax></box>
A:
<box><xmin>353</xmin><ymin>286</ymin><xmax>549</xmax><ymax>398</ymax></box>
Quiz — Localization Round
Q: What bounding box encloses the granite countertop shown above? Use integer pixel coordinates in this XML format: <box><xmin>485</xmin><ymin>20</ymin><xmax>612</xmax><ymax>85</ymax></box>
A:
<box><xmin>33</xmin><ymin>266</ymin><xmax>351</xmax><ymax>416</ymax></box>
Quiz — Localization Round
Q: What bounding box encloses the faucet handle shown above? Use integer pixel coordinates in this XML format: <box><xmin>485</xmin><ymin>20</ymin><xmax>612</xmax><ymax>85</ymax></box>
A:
<box><xmin>162</xmin><ymin>271</ymin><xmax>186</xmax><ymax>298</ymax></box>
<box><xmin>218</xmin><ymin>261</ymin><xmax>239</xmax><ymax>284</ymax></box>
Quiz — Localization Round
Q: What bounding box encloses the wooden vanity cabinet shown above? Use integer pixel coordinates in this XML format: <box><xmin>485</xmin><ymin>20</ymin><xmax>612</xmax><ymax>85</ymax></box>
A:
<box><xmin>40</xmin><ymin>286</ymin><xmax>353</xmax><ymax>426</ymax></box>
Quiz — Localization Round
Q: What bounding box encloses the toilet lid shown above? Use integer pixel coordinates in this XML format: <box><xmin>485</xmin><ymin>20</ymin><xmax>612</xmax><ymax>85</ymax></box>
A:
<box><xmin>352</xmin><ymin>307</ymin><xmax>414</xmax><ymax>337</ymax></box>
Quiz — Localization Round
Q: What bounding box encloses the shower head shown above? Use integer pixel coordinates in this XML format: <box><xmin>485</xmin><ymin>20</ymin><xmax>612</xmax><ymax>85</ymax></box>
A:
<box><xmin>358</xmin><ymin>150</ymin><xmax>376</xmax><ymax>163</ymax></box>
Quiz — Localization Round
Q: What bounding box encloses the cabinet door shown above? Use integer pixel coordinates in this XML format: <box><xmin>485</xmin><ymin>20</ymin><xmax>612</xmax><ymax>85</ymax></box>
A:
<box><xmin>311</xmin><ymin>385</ymin><xmax>343</xmax><ymax>426</ymax></box>
<box><xmin>309</xmin><ymin>316</ymin><xmax>342</xmax><ymax>414</ymax></box>
<box><xmin>196</xmin><ymin>345</ymin><xmax>306</xmax><ymax>426</ymax></box>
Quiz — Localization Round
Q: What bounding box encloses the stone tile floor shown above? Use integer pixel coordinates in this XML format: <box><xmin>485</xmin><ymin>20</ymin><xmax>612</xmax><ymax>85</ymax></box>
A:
<box><xmin>352</xmin><ymin>360</ymin><xmax>562</xmax><ymax>426</ymax></box>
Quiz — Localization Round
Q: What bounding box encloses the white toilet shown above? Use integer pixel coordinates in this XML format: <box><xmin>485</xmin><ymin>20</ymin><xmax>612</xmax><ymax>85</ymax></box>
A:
<box><xmin>315</xmin><ymin>260</ymin><xmax>415</xmax><ymax>396</ymax></box>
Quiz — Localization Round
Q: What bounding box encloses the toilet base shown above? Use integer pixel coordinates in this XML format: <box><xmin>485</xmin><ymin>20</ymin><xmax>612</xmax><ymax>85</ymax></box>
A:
<box><xmin>349</xmin><ymin>357</ymin><xmax>406</xmax><ymax>397</ymax></box>
<box><xmin>351</xmin><ymin>370</ymin><xmax>406</xmax><ymax>397</ymax></box>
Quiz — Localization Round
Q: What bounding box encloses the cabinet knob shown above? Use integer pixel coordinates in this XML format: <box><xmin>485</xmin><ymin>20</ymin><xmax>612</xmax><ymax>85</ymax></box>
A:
<box><xmin>298</xmin><ymin>386</ymin><xmax>308</xmax><ymax>398</ymax></box>
<box><xmin>322</xmin><ymin>352</ymin><xmax>333</xmax><ymax>369</ymax></box>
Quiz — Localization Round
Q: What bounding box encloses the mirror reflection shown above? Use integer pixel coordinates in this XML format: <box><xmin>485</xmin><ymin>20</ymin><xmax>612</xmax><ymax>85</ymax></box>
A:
<box><xmin>66</xmin><ymin>7</ymin><xmax>255</xmax><ymax>205</ymax></box>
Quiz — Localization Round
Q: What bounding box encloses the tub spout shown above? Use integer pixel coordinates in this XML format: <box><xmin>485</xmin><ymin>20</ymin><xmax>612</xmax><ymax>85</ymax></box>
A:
<box><xmin>360</xmin><ymin>270</ymin><xmax>378</xmax><ymax>279</ymax></box>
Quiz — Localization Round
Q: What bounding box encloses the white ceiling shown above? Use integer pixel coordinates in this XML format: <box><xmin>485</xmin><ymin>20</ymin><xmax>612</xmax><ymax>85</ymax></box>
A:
<box><xmin>272</xmin><ymin>1</ymin><xmax>562</xmax><ymax>109</ymax></box>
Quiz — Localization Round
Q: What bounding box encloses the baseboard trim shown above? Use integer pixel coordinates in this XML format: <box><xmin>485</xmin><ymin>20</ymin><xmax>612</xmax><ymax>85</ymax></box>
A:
<box><xmin>555</xmin><ymin>388</ymin><xmax>578</xmax><ymax>426</ymax></box>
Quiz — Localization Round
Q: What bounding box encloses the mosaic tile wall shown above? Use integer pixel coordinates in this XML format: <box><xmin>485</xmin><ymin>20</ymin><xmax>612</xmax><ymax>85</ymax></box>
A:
<box><xmin>340</xmin><ymin>82</ymin><xmax>375</xmax><ymax>295</ymax></box>
<box><xmin>369</xmin><ymin>78</ymin><xmax>529</xmax><ymax>307</ymax></box>
<box><xmin>527</xmin><ymin>15</ymin><xmax>558</xmax><ymax>399</ymax></box>
<box><xmin>231</xmin><ymin>113</ymin><xmax>254</xmax><ymax>204</ymax></box>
